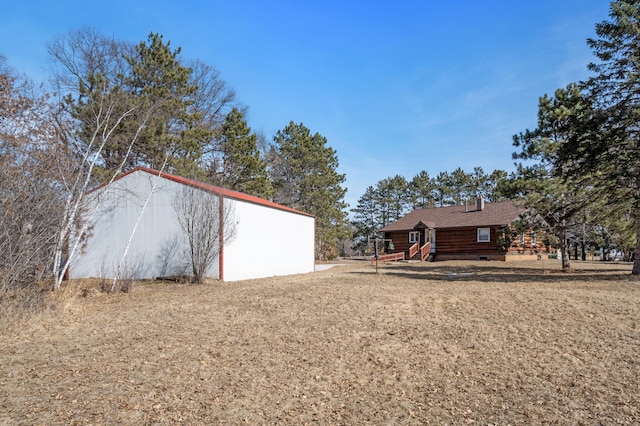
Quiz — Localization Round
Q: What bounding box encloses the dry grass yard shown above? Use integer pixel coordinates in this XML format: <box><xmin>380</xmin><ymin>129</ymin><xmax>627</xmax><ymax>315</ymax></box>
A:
<box><xmin>1</xmin><ymin>260</ymin><xmax>639</xmax><ymax>425</ymax></box>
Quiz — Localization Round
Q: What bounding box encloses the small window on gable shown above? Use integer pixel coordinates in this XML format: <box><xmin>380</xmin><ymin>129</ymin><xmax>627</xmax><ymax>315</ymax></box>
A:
<box><xmin>477</xmin><ymin>228</ymin><xmax>490</xmax><ymax>242</ymax></box>
<box><xmin>409</xmin><ymin>231</ymin><xmax>419</xmax><ymax>243</ymax></box>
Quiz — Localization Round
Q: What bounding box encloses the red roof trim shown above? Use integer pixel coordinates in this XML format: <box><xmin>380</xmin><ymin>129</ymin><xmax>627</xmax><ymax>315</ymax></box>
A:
<box><xmin>93</xmin><ymin>166</ymin><xmax>314</xmax><ymax>218</ymax></box>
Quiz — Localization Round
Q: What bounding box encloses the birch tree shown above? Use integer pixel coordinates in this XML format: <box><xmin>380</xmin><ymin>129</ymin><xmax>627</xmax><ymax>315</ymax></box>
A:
<box><xmin>47</xmin><ymin>29</ymin><xmax>157</xmax><ymax>289</ymax></box>
<box><xmin>51</xmin><ymin>76</ymin><xmax>155</xmax><ymax>289</ymax></box>
<box><xmin>110</xmin><ymin>156</ymin><xmax>168</xmax><ymax>293</ymax></box>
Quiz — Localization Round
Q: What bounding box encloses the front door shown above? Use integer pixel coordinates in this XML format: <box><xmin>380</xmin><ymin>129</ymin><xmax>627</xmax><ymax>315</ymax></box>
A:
<box><xmin>430</xmin><ymin>229</ymin><xmax>436</xmax><ymax>252</ymax></box>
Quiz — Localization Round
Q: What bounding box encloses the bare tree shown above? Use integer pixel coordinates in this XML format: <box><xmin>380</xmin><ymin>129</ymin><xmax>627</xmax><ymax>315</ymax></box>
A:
<box><xmin>188</xmin><ymin>59</ymin><xmax>245</xmax><ymax>172</ymax></box>
<box><xmin>0</xmin><ymin>56</ymin><xmax>74</xmax><ymax>326</ymax></box>
<box><xmin>188</xmin><ymin>60</ymin><xmax>241</xmax><ymax>133</ymax></box>
<box><xmin>0</xmin><ymin>57</ymin><xmax>67</xmax><ymax>286</ymax></box>
<box><xmin>173</xmin><ymin>186</ymin><xmax>236</xmax><ymax>284</ymax></box>
<box><xmin>47</xmin><ymin>26</ymin><xmax>131</xmax><ymax>96</ymax></box>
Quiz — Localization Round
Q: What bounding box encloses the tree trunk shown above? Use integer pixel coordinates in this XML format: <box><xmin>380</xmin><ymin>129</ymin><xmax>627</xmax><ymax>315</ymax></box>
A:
<box><xmin>559</xmin><ymin>227</ymin><xmax>570</xmax><ymax>271</ymax></box>
<box><xmin>110</xmin><ymin>160</ymin><xmax>167</xmax><ymax>293</ymax></box>
<box><xmin>633</xmin><ymin>218</ymin><xmax>640</xmax><ymax>275</ymax></box>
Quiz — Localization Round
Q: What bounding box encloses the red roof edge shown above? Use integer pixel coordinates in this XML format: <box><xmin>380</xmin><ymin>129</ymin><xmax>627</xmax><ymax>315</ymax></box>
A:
<box><xmin>91</xmin><ymin>166</ymin><xmax>315</xmax><ymax>218</ymax></box>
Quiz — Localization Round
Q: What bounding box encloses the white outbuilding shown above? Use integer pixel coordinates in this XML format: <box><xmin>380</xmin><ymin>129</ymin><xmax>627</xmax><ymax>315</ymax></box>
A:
<box><xmin>70</xmin><ymin>167</ymin><xmax>316</xmax><ymax>282</ymax></box>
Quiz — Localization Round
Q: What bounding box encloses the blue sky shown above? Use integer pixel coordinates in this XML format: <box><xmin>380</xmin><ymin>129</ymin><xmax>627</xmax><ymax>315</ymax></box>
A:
<box><xmin>1</xmin><ymin>1</ymin><xmax>611</xmax><ymax>209</ymax></box>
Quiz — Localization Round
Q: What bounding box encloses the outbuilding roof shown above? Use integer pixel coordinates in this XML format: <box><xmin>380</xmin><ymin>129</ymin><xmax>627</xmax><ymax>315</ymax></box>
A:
<box><xmin>380</xmin><ymin>201</ymin><xmax>525</xmax><ymax>232</ymax></box>
<box><xmin>92</xmin><ymin>166</ymin><xmax>314</xmax><ymax>218</ymax></box>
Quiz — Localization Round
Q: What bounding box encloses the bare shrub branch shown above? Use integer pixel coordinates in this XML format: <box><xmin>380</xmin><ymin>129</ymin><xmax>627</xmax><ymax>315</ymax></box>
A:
<box><xmin>173</xmin><ymin>186</ymin><xmax>236</xmax><ymax>284</ymax></box>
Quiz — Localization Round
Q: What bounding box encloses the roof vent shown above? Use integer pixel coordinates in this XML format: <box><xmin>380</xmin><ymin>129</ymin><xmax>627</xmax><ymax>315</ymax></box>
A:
<box><xmin>476</xmin><ymin>196</ymin><xmax>485</xmax><ymax>211</ymax></box>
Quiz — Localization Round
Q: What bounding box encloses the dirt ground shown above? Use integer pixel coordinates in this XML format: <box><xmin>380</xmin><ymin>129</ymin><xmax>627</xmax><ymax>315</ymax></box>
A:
<box><xmin>1</xmin><ymin>259</ymin><xmax>639</xmax><ymax>425</ymax></box>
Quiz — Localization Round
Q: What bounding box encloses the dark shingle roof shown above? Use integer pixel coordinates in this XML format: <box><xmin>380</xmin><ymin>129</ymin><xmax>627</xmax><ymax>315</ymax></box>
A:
<box><xmin>380</xmin><ymin>201</ymin><xmax>525</xmax><ymax>232</ymax></box>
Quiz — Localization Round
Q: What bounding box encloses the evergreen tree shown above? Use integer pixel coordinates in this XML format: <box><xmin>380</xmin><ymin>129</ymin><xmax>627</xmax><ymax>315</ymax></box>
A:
<box><xmin>211</xmin><ymin>108</ymin><xmax>273</xmax><ymax>198</ymax></box>
<box><xmin>125</xmin><ymin>33</ymin><xmax>209</xmax><ymax>175</ymax></box>
<box><xmin>449</xmin><ymin>167</ymin><xmax>473</xmax><ymax>205</ymax></box>
<box><xmin>50</xmin><ymin>29</ymin><xmax>238</xmax><ymax>180</ymax></box>
<box><xmin>469</xmin><ymin>166</ymin><xmax>490</xmax><ymax>199</ymax></box>
<box><xmin>512</xmin><ymin>84</ymin><xmax>591</xmax><ymax>270</ymax></box>
<box><xmin>271</xmin><ymin>122</ymin><xmax>349</xmax><ymax>259</ymax></box>
<box><xmin>559</xmin><ymin>0</ymin><xmax>640</xmax><ymax>273</ymax></box>
<box><xmin>486</xmin><ymin>169</ymin><xmax>510</xmax><ymax>202</ymax></box>
<box><xmin>376</xmin><ymin>175</ymin><xmax>411</xmax><ymax>225</ymax></box>
<box><xmin>409</xmin><ymin>170</ymin><xmax>436</xmax><ymax>209</ymax></box>
<box><xmin>433</xmin><ymin>171</ymin><xmax>452</xmax><ymax>206</ymax></box>
<box><xmin>351</xmin><ymin>185</ymin><xmax>381</xmax><ymax>253</ymax></box>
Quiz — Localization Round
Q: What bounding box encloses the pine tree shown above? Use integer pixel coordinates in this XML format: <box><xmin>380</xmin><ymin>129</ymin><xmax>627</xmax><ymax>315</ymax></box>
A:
<box><xmin>49</xmin><ymin>28</ymin><xmax>238</xmax><ymax>181</ymax></box>
<box><xmin>211</xmin><ymin>108</ymin><xmax>273</xmax><ymax>198</ymax></box>
<box><xmin>449</xmin><ymin>167</ymin><xmax>473</xmax><ymax>205</ymax></box>
<box><xmin>376</xmin><ymin>175</ymin><xmax>411</xmax><ymax>225</ymax></box>
<box><xmin>409</xmin><ymin>171</ymin><xmax>436</xmax><ymax>209</ymax></box>
<box><xmin>433</xmin><ymin>171</ymin><xmax>453</xmax><ymax>206</ymax></box>
<box><xmin>512</xmin><ymin>84</ymin><xmax>591</xmax><ymax>270</ymax></box>
<box><xmin>559</xmin><ymin>1</ymin><xmax>640</xmax><ymax>274</ymax></box>
<box><xmin>469</xmin><ymin>166</ymin><xmax>490</xmax><ymax>199</ymax></box>
<box><xmin>486</xmin><ymin>169</ymin><xmax>509</xmax><ymax>202</ymax></box>
<box><xmin>351</xmin><ymin>185</ymin><xmax>382</xmax><ymax>253</ymax></box>
<box><xmin>125</xmin><ymin>33</ymin><xmax>209</xmax><ymax>175</ymax></box>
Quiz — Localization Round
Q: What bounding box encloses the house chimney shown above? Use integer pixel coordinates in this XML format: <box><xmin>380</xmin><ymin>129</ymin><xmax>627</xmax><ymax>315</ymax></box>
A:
<box><xmin>476</xmin><ymin>196</ymin><xmax>484</xmax><ymax>211</ymax></box>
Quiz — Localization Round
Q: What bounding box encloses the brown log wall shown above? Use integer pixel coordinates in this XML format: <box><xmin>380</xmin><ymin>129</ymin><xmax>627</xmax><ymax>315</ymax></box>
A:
<box><xmin>385</xmin><ymin>231</ymin><xmax>421</xmax><ymax>258</ymax></box>
<box><xmin>435</xmin><ymin>227</ymin><xmax>499</xmax><ymax>255</ymax></box>
<box><xmin>386</xmin><ymin>227</ymin><xmax>549</xmax><ymax>261</ymax></box>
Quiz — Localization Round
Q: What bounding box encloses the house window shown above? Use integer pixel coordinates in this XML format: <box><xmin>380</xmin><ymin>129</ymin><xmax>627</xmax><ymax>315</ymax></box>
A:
<box><xmin>531</xmin><ymin>231</ymin><xmax>536</xmax><ymax>245</ymax></box>
<box><xmin>477</xmin><ymin>228</ymin><xmax>490</xmax><ymax>242</ymax></box>
<box><xmin>519</xmin><ymin>233</ymin><xmax>525</xmax><ymax>244</ymax></box>
<box><xmin>409</xmin><ymin>231</ymin><xmax>419</xmax><ymax>243</ymax></box>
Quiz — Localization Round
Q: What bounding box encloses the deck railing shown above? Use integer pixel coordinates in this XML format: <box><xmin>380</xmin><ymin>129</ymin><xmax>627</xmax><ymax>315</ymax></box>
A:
<box><xmin>420</xmin><ymin>241</ymin><xmax>431</xmax><ymax>261</ymax></box>
<box><xmin>370</xmin><ymin>252</ymin><xmax>405</xmax><ymax>265</ymax></box>
<box><xmin>408</xmin><ymin>242</ymin><xmax>419</xmax><ymax>259</ymax></box>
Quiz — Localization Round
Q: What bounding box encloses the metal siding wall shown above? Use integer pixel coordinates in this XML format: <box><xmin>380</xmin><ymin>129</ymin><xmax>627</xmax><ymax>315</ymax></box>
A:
<box><xmin>222</xmin><ymin>198</ymin><xmax>315</xmax><ymax>281</ymax></box>
<box><xmin>70</xmin><ymin>171</ymin><xmax>220</xmax><ymax>280</ymax></box>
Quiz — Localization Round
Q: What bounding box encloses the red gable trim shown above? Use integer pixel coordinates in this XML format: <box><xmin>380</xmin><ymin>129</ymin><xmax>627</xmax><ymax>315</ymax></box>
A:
<box><xmin>93</xmin><ymin>166</ymin><xmax>314</xmax><ymax>218</ymax></box>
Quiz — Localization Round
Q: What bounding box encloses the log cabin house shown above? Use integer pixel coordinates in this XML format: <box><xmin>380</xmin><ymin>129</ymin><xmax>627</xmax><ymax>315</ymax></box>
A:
<box><xmin>379</xmin><ymin>197</ymin><xmax>548</xmax><ymax>262</ymax></box>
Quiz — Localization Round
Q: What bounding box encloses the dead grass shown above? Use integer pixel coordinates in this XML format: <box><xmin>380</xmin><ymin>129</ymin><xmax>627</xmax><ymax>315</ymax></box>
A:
<box><xmin>1</xmin><ymin>260</ymin><xmax>638</xmax><ymax>424</ymax></box>
<box><xmin>0</xmin><ymin>279</ymin><xmax>82</xmax><ymax>334</ymax></box>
